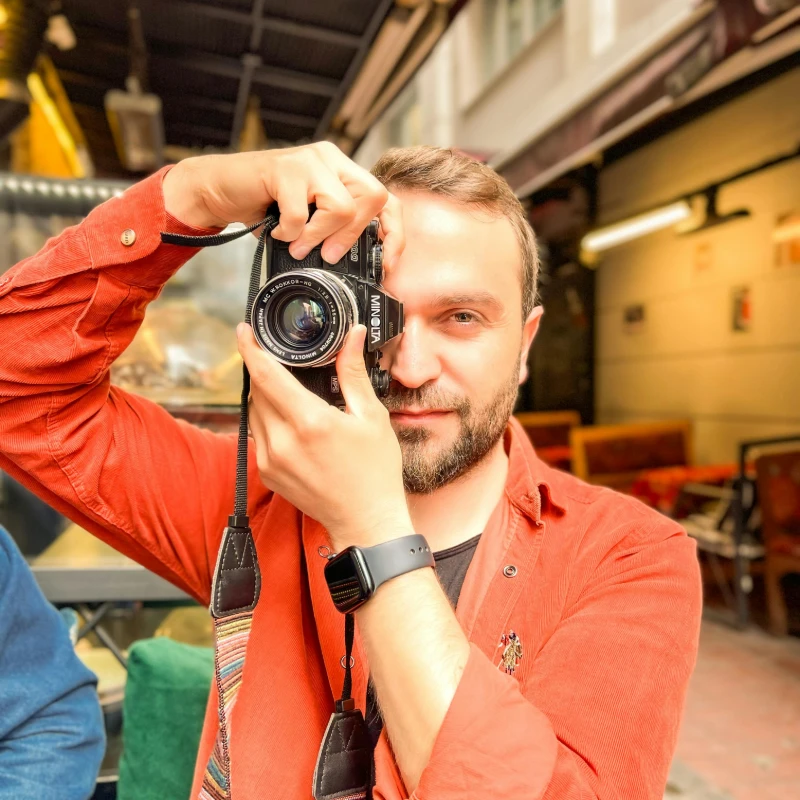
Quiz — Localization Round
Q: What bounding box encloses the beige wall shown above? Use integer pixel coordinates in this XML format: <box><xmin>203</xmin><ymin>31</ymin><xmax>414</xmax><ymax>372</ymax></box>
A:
<box><xmin>595</xmin><ymin>68</ymin><xmax>800</xmax><ymax>464</ymax></box>
<box><xmin>355</xmin><ymin>0</ymin><xmax>698</xmax><ymax>167</ymax></box>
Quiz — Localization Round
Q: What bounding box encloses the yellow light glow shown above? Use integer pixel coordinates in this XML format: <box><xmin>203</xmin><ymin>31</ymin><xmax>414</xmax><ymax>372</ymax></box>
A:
<box><xmin>26</xmin><ymin>71</ymin><xmax>86</xmax><ymax>178</ymax></box>
<box><xmin>0</xmin><ymin>6</ymin><xmax>8</xmax><ymax>27</ymax></box>
<box><xmin>773</xmin><ymin>219</ymin><xmax>800</xmax><ymax>243</ymax></box>
<box><xmin>582</xmin><ymin>201</ymin><xmax>692</xmax><ymax>253</ymax></box>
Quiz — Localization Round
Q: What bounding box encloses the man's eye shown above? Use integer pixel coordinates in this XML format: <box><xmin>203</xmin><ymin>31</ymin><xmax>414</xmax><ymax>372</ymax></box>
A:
<box><xmin>452</xmin><ymin>312</ymin><xmax>476</xmax><ymax>324</ymax></box>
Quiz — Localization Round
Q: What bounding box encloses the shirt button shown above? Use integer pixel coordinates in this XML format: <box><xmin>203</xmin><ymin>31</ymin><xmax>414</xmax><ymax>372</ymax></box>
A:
<box><xmin>503</xmin><ymin>564</ymin><xmax>518</xmax><ymax>578</ymax></box>
<box><xmin>120</xmin><ymin>229</ymin><xmax>137</xmax><ymax>246</ymax></box>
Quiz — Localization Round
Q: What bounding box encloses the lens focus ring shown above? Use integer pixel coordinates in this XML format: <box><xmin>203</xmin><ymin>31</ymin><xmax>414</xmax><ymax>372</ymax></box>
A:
<box><xmin>252</xmin><ymin>269</ymin><xmax>357</xmax><ymax>367</ymax></box>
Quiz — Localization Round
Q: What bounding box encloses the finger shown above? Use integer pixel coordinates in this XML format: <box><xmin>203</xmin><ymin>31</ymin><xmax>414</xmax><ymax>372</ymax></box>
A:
<box><xmin>335</xmin><ymin>325</ymin><xmax>375</xmax><ymax>418</ymax></box>
<box><xmin>309</xmin><ymin>143</ymin><xmax>390</xmax><ymax>264</ymax></box>
<box><xmin>237</xmin><ymin>324</ymin><xmax>328</xmax><ymax>422</ymax></box>
<box><xmin>270</xmin><ymin>180</ymin><xmax>311</xmax><ymax>242</ymax></box>
<box><xmin>248</xmin><ymin>385</ymin><xmax>282</xmax><ymax>433</ymax></box>
<box><xmin>376</xmin><ymin>192</ymin><xmax>405</xmax><ymax>273</ymax></box>
<box><xmin>318</xmin><ymin>175</ymin><xmax>388</xmax><ymax>265</ymax></box>
<box><xmin>288</xmin><ymin>172</ymin><xmax>358</xmax><ymax>260</ymax></box>
<box><xmin>247</xmin><ymin>388</ymin><xmax>291</xmax><ymax>480</ymax></box>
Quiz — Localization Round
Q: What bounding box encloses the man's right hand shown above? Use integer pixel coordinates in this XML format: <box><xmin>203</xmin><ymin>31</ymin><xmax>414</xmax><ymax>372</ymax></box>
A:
<box><xmin>161</xmin><ymin>141</ymin><xmax>404</xmax><ymax>268</ymax></box>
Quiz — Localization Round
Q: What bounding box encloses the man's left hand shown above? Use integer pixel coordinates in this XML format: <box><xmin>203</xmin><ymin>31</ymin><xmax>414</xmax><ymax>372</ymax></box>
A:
<box><xmin>237</xmin><ymin>323</ymin><xmax>412</xmax><ymax>552</ymax></box>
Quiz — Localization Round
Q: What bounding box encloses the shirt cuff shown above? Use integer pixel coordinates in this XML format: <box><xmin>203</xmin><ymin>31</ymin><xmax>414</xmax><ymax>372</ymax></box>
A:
<box><xmin>84</xmin><ymin>165</ymin><xmax>222</xmax><ymax>289</ymax></box>
<box><xmin>411</xmin><ymin>644</ymin><xmax>558</xmax><ymax>800</ymax></box>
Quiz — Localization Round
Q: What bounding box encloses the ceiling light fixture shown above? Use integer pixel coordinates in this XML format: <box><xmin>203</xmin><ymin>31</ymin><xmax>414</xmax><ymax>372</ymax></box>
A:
<box><xmin>581</xmin><ymin>143</ymin><xmax>799</xmax><ymax>255</ymax></box>
<box><xmin>679</xmin><ymin>186</ymin><xmax>750</xmax><ymax>235</ymax></box>
<box><xmin>105</xmin><ymin>2</ymin><xmax>164</xmax><ymax>172</ymax></box>
<box><xmin>582</xmin><ymin>201</ymin><xmax>692</xmax><ymax>252</ymax></box>
<box><xmin>772</xmin><ymin>215</ymin><xmax>800</xmax><ymax>243</ymax></box>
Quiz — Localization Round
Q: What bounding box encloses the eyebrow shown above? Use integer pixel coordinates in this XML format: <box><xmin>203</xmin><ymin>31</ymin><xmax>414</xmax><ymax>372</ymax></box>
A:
<box><xmin>429</xmin><ymin>292</ymin><xmax>504</xmax><ymax>314</ymax></box>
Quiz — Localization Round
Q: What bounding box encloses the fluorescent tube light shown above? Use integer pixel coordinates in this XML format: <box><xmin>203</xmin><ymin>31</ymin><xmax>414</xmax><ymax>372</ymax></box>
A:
<box><xmin>773</xmin><ymin>217</ymin><xmax>800</xmax><ymax>243</ymax></box>
<box><xmin>582</xmin><ymin>201</ymin><xmax>692</xmax><ymax>252</ymax></box>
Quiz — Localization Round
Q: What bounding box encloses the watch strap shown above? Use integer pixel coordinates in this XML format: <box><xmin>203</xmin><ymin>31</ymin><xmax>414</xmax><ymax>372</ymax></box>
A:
<box><xmin>364</xmin><ymin>533</ymin><xmax>434</xmax><ymax>592</ymax></box>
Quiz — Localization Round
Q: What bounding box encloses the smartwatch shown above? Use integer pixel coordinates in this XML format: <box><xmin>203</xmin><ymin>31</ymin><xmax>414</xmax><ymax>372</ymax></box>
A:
<box><xmin>324</xmin><ymin>534</ymin><xmax>435</xmax><ymax>613</ymax></box>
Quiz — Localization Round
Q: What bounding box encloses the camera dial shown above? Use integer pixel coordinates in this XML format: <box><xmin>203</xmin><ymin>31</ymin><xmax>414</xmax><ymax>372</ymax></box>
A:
<box><xmin>368</xmin><ymin>245</ymin><xmax>383</xmax><ymax>284</ymax></box>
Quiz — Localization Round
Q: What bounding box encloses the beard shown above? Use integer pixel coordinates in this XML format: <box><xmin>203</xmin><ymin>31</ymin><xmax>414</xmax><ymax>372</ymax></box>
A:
<box><xmin>381</xmin><ymin>356</ymin><xmax>521</xmax><ymax>495</ymax></box>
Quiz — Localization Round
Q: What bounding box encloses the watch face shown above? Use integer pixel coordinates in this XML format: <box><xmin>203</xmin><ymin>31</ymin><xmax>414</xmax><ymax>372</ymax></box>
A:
<box><xmin>324</xmin><ymin>548</ymin><xmax>374</xmax><ymax>613</ymax></box>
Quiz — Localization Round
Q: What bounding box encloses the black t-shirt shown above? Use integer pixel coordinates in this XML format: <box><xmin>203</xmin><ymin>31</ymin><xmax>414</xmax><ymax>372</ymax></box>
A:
<box><xmin>364</xmin><ymin>533</ymin><xmax>482</xmax><ymax>747</ymax></box>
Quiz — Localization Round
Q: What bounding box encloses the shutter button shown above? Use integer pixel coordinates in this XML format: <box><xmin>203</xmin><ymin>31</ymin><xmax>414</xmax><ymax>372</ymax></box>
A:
<box><xmin>120</xmin><ymin>229</ymin><xmax>136</xmax><ymax>246</ymax></box>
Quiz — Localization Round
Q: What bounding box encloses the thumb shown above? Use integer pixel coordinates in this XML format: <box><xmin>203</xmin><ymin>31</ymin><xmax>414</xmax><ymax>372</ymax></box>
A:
<box><xmin>236</xmin><ymin>322</ymin><xmax>271</xmax><ymax>387</ymax></box>
<box><xmin>336</xmin><ymin>325</ymin><xmax>373</xmax><ymax>415</ymax></box>
<box><xmin>236</xmin><ymin>322</ymin><xmax>259</xmax><ymax>363</ymax></box>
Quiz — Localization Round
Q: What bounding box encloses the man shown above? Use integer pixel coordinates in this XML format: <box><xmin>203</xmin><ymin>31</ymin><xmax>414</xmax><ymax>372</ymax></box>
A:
<box><xmin>0</xmin><ymin>525</ymin><xmax>105</xmax><ymax>798</ymax></box>
<box><xmin>0</xmin><ymin>142</ymin><xmax>701</xmax><ymax>799</ymax></box>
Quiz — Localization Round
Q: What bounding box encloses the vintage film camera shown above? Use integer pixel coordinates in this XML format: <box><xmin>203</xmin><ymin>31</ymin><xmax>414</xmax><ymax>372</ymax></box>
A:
<box><xmin>251</xmin><ymin>205</ymin><xmax>404</xmax><ymax>406</ymax></box>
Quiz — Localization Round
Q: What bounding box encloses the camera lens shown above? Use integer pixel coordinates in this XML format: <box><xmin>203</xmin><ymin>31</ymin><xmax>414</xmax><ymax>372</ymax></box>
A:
<box><xmin>252</xmin><ymin>269</ymin><xmax>358</xmax><ymax>367</ymax></box>
<box><xmin>277</xmin><ymin>294</ymin><xmax>327</xmax><ymax>346</ymax></box>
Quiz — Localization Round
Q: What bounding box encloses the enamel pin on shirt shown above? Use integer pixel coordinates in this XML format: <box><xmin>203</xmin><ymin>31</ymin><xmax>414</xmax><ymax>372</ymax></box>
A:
<box><xmin>498</xmin><ymin>630</ymin><xmax>523</xmax><ymax>676</ymax></box>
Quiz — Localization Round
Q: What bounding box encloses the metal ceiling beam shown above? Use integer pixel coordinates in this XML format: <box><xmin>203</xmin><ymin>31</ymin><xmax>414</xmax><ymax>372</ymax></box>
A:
<box><xmin>60</xmin><ymin>69</ymin><xmax>317</xmax><ymax>129</ymax></box>
<box><xmin>162</xmin><ymin>95</ymin><xmax>236</xmax><ymax>117</ymax></box>
<box><xmin>313</xmin><ymin>0</ymin><xmax>395</xmax><ymax>140</ymax></box>
<box><xmin>248</xmin><ymin>0</ymin><xmax>268</xmax><ymax>52</ymax></box>
<box><xmin>170</xmin><ymin>118</ymin><xmax>309</xmax><ymax>145</ymax></box>
<box><xmin>230</xmin><ymin>53</ymin><xmax>261</xmax><ymax>149</ymax></box>
<box><xmin>67</xmin><ymin>23</ymin><xmax>339</xmax><ymax>97</ymax></box>
<box><xmin>169</xmin><ymin>122</ymin><xmax>232</xmax><ymax>142</ymax></box>
<box><xmin>260</xmin><ymin>108</ymin><xmax>317</xmax><ymax>130</ymax></box>
<box><xmin>59</xmin><ymin>70</ymin><xmax>115</xmax><ymax>91</ymax></box>
<box><xmin>61</xmin><ymin>71</ymin><xmax>233</xmax><ymax>113</ymax></box>
<box><xmin>251</xmin><ymin>62</ymin><xmax>338</xmax><ymax>97</ymax></box>
<box><xmin>68</xmin><ymin>26</ymin><xmax>128</xmax><ymax>55</ymax></box>
<box><xmin>227</xmin><ymin>0</ymin><xmax>269</xmax><ymax>149</ymax></box>
<box><xmin>147</xmin><ymin>49</ymin><xmax>339</xmax><ymax>96</ymax></box>
<box><xmin>170</xmin><ymin>0</ymin><xmax>361</xmax><ymax>49</ymax></box>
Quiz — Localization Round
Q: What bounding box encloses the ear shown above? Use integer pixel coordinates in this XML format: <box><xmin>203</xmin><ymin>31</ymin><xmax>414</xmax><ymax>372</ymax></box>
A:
<box><xmin>518</xmin><ymin>306</ymin><xmax>543</xmax><ymax>384</ymax></box>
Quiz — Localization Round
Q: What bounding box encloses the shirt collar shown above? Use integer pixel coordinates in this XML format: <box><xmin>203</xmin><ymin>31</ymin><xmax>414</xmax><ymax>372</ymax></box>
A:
<box><xmin>504</xmin><ymin>417</ymin><xmax>567</xmax><ymax>523</ymax></box>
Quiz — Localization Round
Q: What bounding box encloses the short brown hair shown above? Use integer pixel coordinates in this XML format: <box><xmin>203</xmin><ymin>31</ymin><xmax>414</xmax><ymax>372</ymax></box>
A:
<box><xmin>371</xmin><ymin>145</ymin><xmax>539</xmax><ymax>319</ymax></box>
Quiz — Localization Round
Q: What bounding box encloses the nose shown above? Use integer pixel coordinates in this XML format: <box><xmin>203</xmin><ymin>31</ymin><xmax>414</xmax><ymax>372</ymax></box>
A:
<box><xmin>381</xmin><ymin>319</ymin><xmax>442</xmax><ymax>389</ymax></box>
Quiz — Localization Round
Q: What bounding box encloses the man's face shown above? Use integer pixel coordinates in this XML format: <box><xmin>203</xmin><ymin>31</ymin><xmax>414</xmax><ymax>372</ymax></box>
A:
<box><xmin>379</xmin><ymin>190</ymin><xmax>541</xmax><ymax>494</ymax></box>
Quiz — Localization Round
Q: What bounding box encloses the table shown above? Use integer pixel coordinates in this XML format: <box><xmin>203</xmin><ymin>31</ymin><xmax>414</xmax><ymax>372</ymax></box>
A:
<box><xmin>628</xmin><ymin>459</ymin><xmax>779</xmax><ymax>630</ymax></box>
<box><xmin>630</xmin><ymin>463</ymin><xmax>740</xmax><ymax>515</ymax></box>
<box><xmin>32</xmin><ymin>524</ymin><xmax>190</xmax><ymax>666</ymax></box>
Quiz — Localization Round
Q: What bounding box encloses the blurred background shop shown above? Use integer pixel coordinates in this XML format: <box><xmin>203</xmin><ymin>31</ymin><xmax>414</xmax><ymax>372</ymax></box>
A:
<box><xmin>1</xmin><ymin>1</ymin><xmax>799</xmax><ymax>799</ymax></box>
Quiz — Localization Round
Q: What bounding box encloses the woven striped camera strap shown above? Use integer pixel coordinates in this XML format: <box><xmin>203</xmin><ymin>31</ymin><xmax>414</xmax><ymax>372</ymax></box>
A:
<box><xmin>163</xmin><ymin>216</ymin><xmax>274</xmax><ymax>799</ymax></box>
<box><xmin>162</xmin><ymin>213</ymin><xmax>372</xmax><ymax>800</ymax></box>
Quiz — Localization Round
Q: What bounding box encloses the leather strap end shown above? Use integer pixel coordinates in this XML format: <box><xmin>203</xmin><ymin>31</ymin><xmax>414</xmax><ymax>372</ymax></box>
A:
<box><xmin>210</xmin><ymin>525</ymin><xmax>261</xmax><ymax>618</ymax></box>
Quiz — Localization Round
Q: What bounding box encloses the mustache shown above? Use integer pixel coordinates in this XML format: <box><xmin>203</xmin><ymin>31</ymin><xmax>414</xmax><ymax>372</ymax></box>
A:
<box><xmin>381</xmin><ymin>384</ymin><xmax>471</xmax><ymax>416</ymax></box>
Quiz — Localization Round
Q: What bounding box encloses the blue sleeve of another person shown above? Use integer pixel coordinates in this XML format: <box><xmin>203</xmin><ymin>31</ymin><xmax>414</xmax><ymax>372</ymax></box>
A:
<box><xmin>0</xmin><ymin>526</ymin><xmax>105</xmax><ymax>799</ymax></box>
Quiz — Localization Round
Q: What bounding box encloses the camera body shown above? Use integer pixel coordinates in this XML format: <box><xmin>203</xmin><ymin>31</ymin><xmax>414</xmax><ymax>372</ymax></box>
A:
<box><xmin>251</xmin><ymin>204</ymin><xmax>404</xmax><ymax>407</ymax></box>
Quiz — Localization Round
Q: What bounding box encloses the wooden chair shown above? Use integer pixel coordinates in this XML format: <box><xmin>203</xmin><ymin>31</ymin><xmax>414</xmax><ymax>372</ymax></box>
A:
<box><xmin>570</xmin><ymin>420</ymin><xmax>693</xmax><ymax>490</ymax></box>
<box><xmin>514</xmin><ymin>410</ymin><xmax>581</xmax><ymax>470</ymax></box>
<box><xmin>754</xmin><ymin>448</ymin><xmax>800</xmax><ymax>636</ymax></box>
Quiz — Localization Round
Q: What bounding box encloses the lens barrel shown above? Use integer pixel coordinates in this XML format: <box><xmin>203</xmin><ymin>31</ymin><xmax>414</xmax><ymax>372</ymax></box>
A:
<box><xmin>252</xmin><ymin>269</ymin><xmax>358</xmax><ymax>367</ymax></box>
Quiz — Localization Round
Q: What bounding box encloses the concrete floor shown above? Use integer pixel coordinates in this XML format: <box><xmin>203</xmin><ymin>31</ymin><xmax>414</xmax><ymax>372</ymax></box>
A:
<box><xmin>664</xmin><ymin>619</ymin><xmax>800</xmax><ymax>800</ymax></box>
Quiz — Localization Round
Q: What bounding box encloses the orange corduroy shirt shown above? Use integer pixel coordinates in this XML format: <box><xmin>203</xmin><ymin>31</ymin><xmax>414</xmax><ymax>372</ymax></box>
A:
<box><xmin>0</xmin><ymin>169</ymin><xmax>702</xmax><ymax>800</ymax></box>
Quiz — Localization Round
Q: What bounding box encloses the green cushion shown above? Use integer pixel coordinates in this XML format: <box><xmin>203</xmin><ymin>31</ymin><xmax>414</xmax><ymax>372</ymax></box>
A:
<box><xmin>118</xmin><ymin>638</ymin><xmax>214</xmax><ymax>800</ymax></box>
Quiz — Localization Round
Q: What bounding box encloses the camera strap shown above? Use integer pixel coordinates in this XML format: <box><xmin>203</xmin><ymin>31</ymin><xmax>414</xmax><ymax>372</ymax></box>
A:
<box><xmin>161</xmin><ymin>218</ymin><xmax>373</xmax><ymax>800</ymax></box>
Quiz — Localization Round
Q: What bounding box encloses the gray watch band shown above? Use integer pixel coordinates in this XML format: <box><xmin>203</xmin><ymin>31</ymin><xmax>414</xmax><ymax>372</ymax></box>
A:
<box><xmin>363</xmin><ymin>534</ymin><xmax>434</xmax><ymax>592</ymax></box>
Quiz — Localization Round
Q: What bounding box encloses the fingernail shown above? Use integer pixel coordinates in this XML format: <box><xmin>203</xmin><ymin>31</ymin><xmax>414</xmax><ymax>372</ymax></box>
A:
<box><xmin>236</xmin><ymin>323</ymin><xmax>247</xmax><ymax>339</ymax></box>
<box><xmin>289</xmin><ymin>244</ymin><xmax>309</xmax><ymax>260</ymax></box>
<box><xmin>323</xmin><ymin>245</ymin><xmax>346</xmax><ymax>264</ymax></box>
